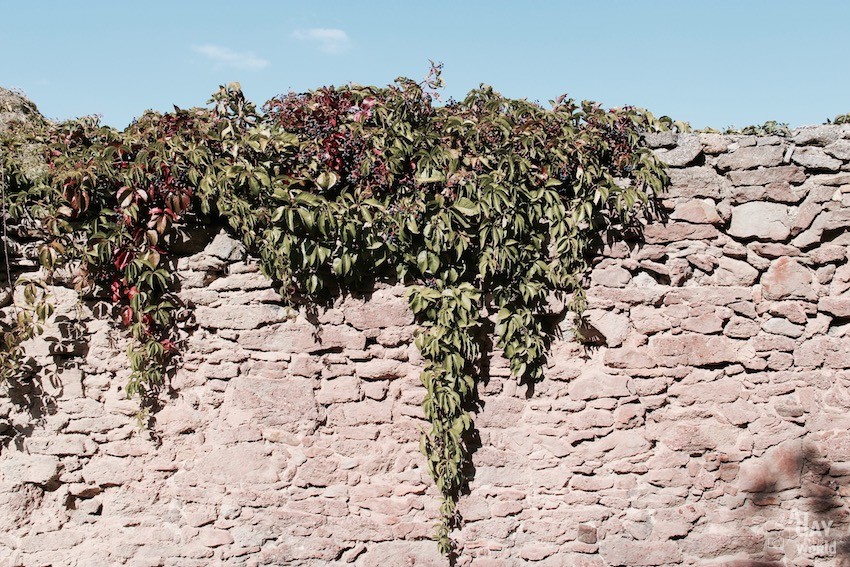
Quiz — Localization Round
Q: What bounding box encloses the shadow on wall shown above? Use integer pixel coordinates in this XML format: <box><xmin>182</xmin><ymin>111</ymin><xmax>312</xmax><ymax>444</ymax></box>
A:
<box><xmin>0</xmin><ymin>357</ymin><xmax>56</xmax><ymax>450</ymax></box>
<box><xmin>0</xmin><ymin>313</ymin><xmax>89</xmax><ymax>451</ymax></box>
<box><xmin>739</xmin><ymin>438</ymin><xmax>850</xmax><ymax>566</ymax></box>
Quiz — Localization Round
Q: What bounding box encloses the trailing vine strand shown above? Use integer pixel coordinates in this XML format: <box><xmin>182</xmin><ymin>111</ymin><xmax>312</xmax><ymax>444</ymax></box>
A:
<box><xmin>1</xmin><ymin>157</ymin><xmax>13</xmax><ymax>294</ymax></box>
<box><xmin>1</xmin><ymin>150</ymin><xmax>53</xmax><ymax>385</ymax></box>
<box><xmin>0</xmin><ymin>70</ymin><xmax>670</xmax><ymax>554</ymax></box>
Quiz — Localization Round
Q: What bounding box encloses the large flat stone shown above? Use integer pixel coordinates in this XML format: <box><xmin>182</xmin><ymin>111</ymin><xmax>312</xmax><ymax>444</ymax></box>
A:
<box><xmin>195</xmin><ymin>304</ymin><xmax>291</xmax><ymax>330</ymax></box>
<box><xmin>0</xmin><ymin>453</ymin><xmax>60</xmax><ymax>485</ymax></box>
<box><xmin>727</xmin><ymin>165</ymin><xmax>806</xmax><ymax>186</ymax></box>
<box><xmin>728</xmin><ymin>202</ymin><xmax>793</xmax><ymax>241</ymax></box>
<box><xmin>668</xmin><ymin>167</ymin><xmax>732</xmax><ymax>198</ymax></box>
<box><xmin>791</xmin><ymin>146</ymin><xmax>842</xmax><ymax>171</ymax></box>
<box><xmin>717</xmin><ymin>145</ymin><xmax>784</xmax><ymax>171</ymax></box>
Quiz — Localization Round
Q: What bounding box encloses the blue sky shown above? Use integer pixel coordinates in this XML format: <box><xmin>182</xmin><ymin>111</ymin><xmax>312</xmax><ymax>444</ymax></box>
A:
<box><xmin>2</xmin><ymin>1</ymin><xmax>848</xmax><ymax>130</ymax></box>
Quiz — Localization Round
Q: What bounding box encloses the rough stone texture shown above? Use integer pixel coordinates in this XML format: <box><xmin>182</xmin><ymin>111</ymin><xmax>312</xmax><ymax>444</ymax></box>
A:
<box><xmin>761</xmin><ymin>257</ymin><xmax>816</xmax><ymax>301</ymax></box>
<box><xmin>728</xmin><ymin>202</ymin><xmax>793</xmax><ymax>241</ymax></box>
<box><xmin>716</xmin><ymin>145</ymin><xmax>785</xmax><ymax>171</ymax></box>
<box><xmin>3</xmin><ymin>128</ymin><xmax>850</xmax><ymax>566</ymax></box>
<box><xmin>653</xmin><ymin>134</ymin><xmax>702</xmax><ymax>167</ymax></box>
<box><xmin>791</xmin><ymin>146</ymin><xmax>843</xmax><ymax>172</ymax></box>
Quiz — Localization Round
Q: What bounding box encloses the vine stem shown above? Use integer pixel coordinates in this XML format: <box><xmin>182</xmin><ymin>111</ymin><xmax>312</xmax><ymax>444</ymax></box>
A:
<box><xmin>0</xmin><ymin>150</ymin><xmax>17</xmax><ymax>316</ymax></box>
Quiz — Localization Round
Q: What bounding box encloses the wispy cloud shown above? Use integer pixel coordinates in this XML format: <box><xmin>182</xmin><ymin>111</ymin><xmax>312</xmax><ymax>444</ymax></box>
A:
<box><xmin>192</xmin><ymin>44</ymin><xmax>270</xmax><ymax>70</ymax></box>
<box><xmin>292</xmin><ymin>28</ymin><xmax>352</xmax><ymax>54</ymax></box>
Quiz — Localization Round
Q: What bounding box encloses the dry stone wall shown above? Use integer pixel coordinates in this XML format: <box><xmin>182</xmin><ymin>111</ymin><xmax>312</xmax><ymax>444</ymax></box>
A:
<box><xmin>2</xmin><ymin>125</ymin><xmax>850</xmax><ymax>566</ymax></box>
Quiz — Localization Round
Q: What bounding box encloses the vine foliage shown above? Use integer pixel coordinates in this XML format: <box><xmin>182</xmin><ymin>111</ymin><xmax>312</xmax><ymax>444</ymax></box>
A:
<box><xmin>0</xmin><ymin>71</ymin><xmax>669</xmax><ymax>554</ymax></box>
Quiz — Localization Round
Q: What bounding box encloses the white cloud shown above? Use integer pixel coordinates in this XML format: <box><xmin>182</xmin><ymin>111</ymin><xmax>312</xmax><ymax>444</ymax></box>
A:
<box><xmin>192</xmin><ymin>44</ymin><xmax>270</xmax><ymax>70</ymax></box>
<box><xmin>292</xmin><ymin>28</ymin><xmax>352</xmax><ymax>54</ymax></box>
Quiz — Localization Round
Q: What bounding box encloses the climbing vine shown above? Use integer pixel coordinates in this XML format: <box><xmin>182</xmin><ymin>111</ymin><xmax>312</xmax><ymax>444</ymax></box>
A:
<box><xmin>0</xmin><ymin>69</ymin><xmax>670</xmax><ymax>554</ymax></box>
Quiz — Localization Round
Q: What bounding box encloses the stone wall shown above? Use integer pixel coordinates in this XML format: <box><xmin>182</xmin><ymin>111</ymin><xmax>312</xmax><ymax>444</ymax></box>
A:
<box><xmin>2</xmin><ymin>125</ymin><xmax>850</xmax><ymax>566</ymax></box>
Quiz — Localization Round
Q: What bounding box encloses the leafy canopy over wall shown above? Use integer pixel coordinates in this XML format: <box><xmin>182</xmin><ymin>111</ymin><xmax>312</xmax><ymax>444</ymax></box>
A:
<box><xmin>0</xmin><ymin>69</ymin><xmax>670</xmax><ymax>554</ymax></box>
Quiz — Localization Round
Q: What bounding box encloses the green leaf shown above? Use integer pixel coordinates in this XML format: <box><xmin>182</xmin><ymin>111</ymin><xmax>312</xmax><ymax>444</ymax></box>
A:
<box><xmin>453</xmin><ymin>197</ymin><xmax>479</xmax><ymax>216</ymax></box>
<box><xmin>416</xmin><ymin>169</ymin><xmax>446</xmax><ymax>184</ymax></box>
<box><xmin>271</xmin><ymin>206</ymin><xmax>286</xmax><ymax>222</ymax></box>
<box><xmin>315</xmin><ymin>171</ymin><xmax>338</xmax><ymax>190</ymax></box>
<box><xmin>417</xmin><ymin>250</ymin><xmax>430</xmax><ymax>274</ymax></box>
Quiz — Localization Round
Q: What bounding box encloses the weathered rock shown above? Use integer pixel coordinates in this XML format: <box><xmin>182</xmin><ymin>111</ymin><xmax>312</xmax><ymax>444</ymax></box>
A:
<box><xmin>0</xmin><ymin>453</ymin><xmax>60</xmax><ymax>485</ymax></box>
<box><xmin>316</xmin><ymin>375</ymin><xmax>361</xmax><ymax>404</ymax></box>
<box><xmin>650</xmin><ymin>333</ymin><xmax>750</xmax><ymax>366</ymax></box>
<box><xmin>710</xmin><ymin>256</ymin><xmax>760</xmax><ymax>286</ymax></box>
<box><xmin>0</xmin><ymin>87</ymin><xmax>44</xmax><ymax>134</ymax></box>
<box><xmin>343</xmin><ymin>288</ymin><xmax>413</xmax><ymax>329</ymax></box>
<box><xmin>760</xmin><ymin>257</ymin><xmax>815</xmax><ymax>300</ymax></box>
<box><xmin>193</xmin><ymin>444</ymin><xmax>280</xmax><ymax>484</ymax></box>
<box><xmin>195</xmin><ymin>304</ymin><xmax>291</xmax><ymax>330</ymax></box>
<box><xmin>681</xmin><ymin>312</ymin><xmax>724</xmax><ymax>334</ymax></box>
<box><xmin>327</xmin><ymin>400</ymin><xmax>394</xmax><ymax>426</ymax></box>
<box><xmin>762</xmin><ymin>317</ymin><xmax>805</xmax><ymax>338</ymax></box>
<box><xmin>792</xmin><ymin>125</ymin><xmax>842</xmax><ymax>146</ymax></box>
<box><xmin>599</xmin><ymin>538</ymin><xmax>682</xmax><ymax>566</ymax></box>
<box><xmin>819</xmin><ymin>297</ymin><xmax>850</xmax><ymax>317</ymax></box>
<box><xmin>809</xmin><ymin>243</ymin><xmax>847</xmax><ymax>265</ymax></box>
<box><xmin>767</xmin><ymin>301</ymin><xmax>810</xmax><ymax>324</ymax></box>
<box><xmin>738</xmin><ymin>439</ymin><xmax>803</xmax><ymax>492</ymax></box>
<box><xmin>698</xmin><ymin>133</ymin><xmax>730</xmax><ymax>154</ymax></box>
<box><xmin>728</xmin><ymin>202</ymin><xmax>792</xmax><ymax>241</ymax></box>
<box><xmin>204</xmin><ymin>231</ymin><xmax>246</xmax><ymax>261</ymax></box>
<box><xmin>604</xmin><ymin>347</ymin><xmax>657</xmax><ymax>369</ymax></box>
<box><xmin>630</xmin><ymin>305</ymin><xmax>671</xmax><ymax>334</ymax></box>
<box><xmin>724</xmin><ymin>316</ymin><xmax>761</xmax><ymax>338</ymax></box>
<box><xmin>670</xmin><ymin>199</ymin><xmax>721</xmax><ymax>224</ymax></box>
<box><xmin>80</xmin><ymin>455</ymin><xmax>142</xmax><ymax>486</ymax></box>
<box><xmin>240</xmin><ymin>321</ymin><xmax>365</xmax><ymax>354</ymax></box>
<box><xmin>791</xmin><ymin>146</ymin><xmax>842</xmax><ymax>171</ymax></box>
<box><xmin>586</xmin><ymin>310</ymin><xmax>631</xmax><ymax>347</ymax></box>
<box><xmin>568</xmin><ymin>372</ymin><xmax>630</xmax><ymax>400</ymax></box>
<box><xmin>749</xmin><ymin>242</ymin><xmax>801</xmax><ymax>259</ymax></box>
<box><xmin>26</xmin><ymin>435</ymin><xmax>97</xmax><ymax>456</ymax></box>
<box><xmin>654</xmin><ymin>134</ymin><xmax>702</xmax><ymax>167</ymax></box>
<box><xmin>668</xmin><ymin>167</ymin><xmax>732</xmax><ymax>198</ymax></box>
<box><xmin>795</xmin><ymin>209</ymin><xmax>850</xmax><ymax>249</ymax></box>
<box><xmin>668</xmin><ymin>377</ymin><xmax>742</xmax><ymax>405</ymax></box>
<box><xmin>198</xmin><ymin>528</ymin><xmax>234</xmax><ymax>548</ymax></box>
<box><xmin>644</xmin><ymin>131</ymin><xmax>677</xmax><ymax>149</ymax></box>
<box><xmin>643</xmin><ymin>222</ymin><xmax>719</xmax><ymax>244</ymax></box>
<box><xmin>591</xmin><ymin>265</ymin><xmax>632</xmax><ymax>288</ymax></box>
<box><xmin>656</xmin><ymin>420</ymin><xmax>740</xmax><ymax>452</ymax></box>
<box><xmin>717</xmin><ymin>146</ymin><xmax>784</xmax><ymax>171</ymax></box>
<box><xmin>750</xmin><ymin>333</ymin><xmax>796</xmax><ymax>353</ymax></box>
<box><xmin>208</xmin><ymin>272</ymin><xmax>273</xmax><ymax>291</ymax></box>
<box><xmin>727</xmin><ymin>165</ymin><xmax>806</xmax><ymax>186</ymax></box>
<box><xmin>825</xmin><ymin>138</ymin><xmax>850</xmax><ymax>160</ymax></box>
<box><xmin>0</xmin><ymin>88</ymin><xmax>49</xmax><ymax>179</ymax></box>
<box><xmin>794</xmin><ymin>336</ymin><xmax>850</xmax><ymax>368</ymax></box>
<box><xmin>355</xmin><ymin>359</ymin><xmax>407</xmax><ymax>380</ymax></box>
